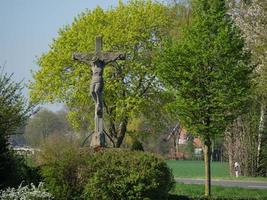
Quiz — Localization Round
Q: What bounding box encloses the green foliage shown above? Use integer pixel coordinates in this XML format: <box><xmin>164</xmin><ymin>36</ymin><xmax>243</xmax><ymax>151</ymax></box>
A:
<box><xmin>231</xmin><ymin>0</ymin><xmax>267</xmax><ymax>98</ymax></box>
<box><xmin>25</xmin><ymin>109</ymin><xmax>72</xmax><ymax>147</ymax></box>
<box><xmin>38</xmin><ymin>138</ymin><xmax>174</xmax><ymax>200</ymax></box>
<box><xmin>0</xmin><ymin>71</ymin><xmax>32</xmax><ymax>137</ymax></box>
<box><xmin>158</xmin><ymin>0</ymin><xmax>252</xmax><ymax>195</ymax></box>
<box><xmin>158</xmin><ymin>0</ymin><xmax>252</xmax><ymax>140</ymax></box>
<box><xmin>83</xmin><ymin>150</ymin><xmax>174</xmax><ymax>200</ymax></box>
<box><xmin>37</xmin><ymin>136</ymin><xmax>84</xmax><ymax>200</ymax></box>
<box><xmin>125</xmin><ymin>90</ymin><xmax>177</xmax><ymax>154</ymax></box>
<box><xmin>0</xmin><ymin>69</ymin><xmax>34</xmax><ymax>189</ymax></box>
<box><xmin>0</xmin><ymin>148</ymin><xmax>42</xmax><ymax>189</ymax></box>
<box><xmin>131</xmin><ymin>139</ymin><xmax>144</xmax><ymax>151</ymax></box>
<box><xmin>169</xmin><ymin>183</ymin><xmax>267</xmax><ymax>200</ymax></box>
<box><xmin>230</xmin><ymin>0</ymin><xmax>267</xmax><ymax>177</ymax></box>
<box><xmin>29</xmin><ymin>0</ymin><xmax>175</xmax><ymax>147</ymax></box>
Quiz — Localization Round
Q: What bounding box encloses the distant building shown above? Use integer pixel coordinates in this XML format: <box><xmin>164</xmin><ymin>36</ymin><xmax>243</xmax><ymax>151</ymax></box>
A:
<box><xmin>166</xmin><ymin>127</ymin><xmax>203</xmax><ymax>160</ymax></box>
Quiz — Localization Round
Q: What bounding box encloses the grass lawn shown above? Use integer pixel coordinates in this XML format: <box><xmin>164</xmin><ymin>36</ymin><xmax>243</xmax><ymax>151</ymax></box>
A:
<box><xmin>166</xmin><ymin>160</ymin><xmax>267</xmax><ymax>181</ymax></box>
<box><xmin>166</xmin><ymin>160</ymin><xmax>229</xmax><ymax>178</ymax></box>
<box><xmin>170</xmin><ymin>183</ymin><xmax>267</xmax><ymax>200</ymax></box>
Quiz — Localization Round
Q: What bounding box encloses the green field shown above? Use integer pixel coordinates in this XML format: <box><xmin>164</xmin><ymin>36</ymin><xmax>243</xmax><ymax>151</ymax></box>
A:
<box><xmin>166</xmin><ymin>160</ymin><xmax>267</xmax><ymax>181</ymax></box>
<box><xmin>170</xmin><ymin>183</ymin><xmax>267</xmax><ymax>200</ymax></box>
<box><xmin>166</xmin><ymin>160</ymin><xmax>229</xmax><ymax>178</ymax></box>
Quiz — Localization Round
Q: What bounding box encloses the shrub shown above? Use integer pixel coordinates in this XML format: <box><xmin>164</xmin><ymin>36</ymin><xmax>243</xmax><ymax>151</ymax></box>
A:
<box><xmin>39</xmin><ymin>139</ymin><xmax>174</xmax><ymax>200</ymax></box>
<box><xmin>0</xmin><ymin>67</ymin><xmax>33</xmax><ymax>189</ymax></box>
<box><xmin>37</xmin><ymin>135</ymin><xmax>85</xmax><ymax>200</ymax></box>
<box><xmin>131</xmin><ymin>139</ymin><xmax>144</xmax><ymax>151</ymax></box>
<box><xmin>0</xmin><ymin>182</ymin><xmax>53</xmax><ymax>200</ymax></box>
<box><xmin>82</xmin><ymin>149</ymin><xmax>174</xmax><ymax>200</ymax></box>
<box><xmin>0</xmin><ymin>149</ymin><xmax>42</xmax><ymax>189</ymax></box>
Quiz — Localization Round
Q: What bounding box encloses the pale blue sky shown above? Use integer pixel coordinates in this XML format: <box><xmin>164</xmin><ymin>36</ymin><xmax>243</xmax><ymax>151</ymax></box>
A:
<box><xmin>0</xmin><ymin>0</ymin><xmax>127</xmax><ymax>110</ymax></box>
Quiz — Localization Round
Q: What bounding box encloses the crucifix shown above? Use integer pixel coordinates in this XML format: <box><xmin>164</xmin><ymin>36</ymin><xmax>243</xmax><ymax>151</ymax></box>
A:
<box><xmin>73</xmin><ymin>36</ymin><xmax>125</xmax><ymax>148</ymax></box>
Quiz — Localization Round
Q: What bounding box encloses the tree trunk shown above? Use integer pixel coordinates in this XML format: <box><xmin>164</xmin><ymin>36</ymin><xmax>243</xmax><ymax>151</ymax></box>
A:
<box><xmin>225</xmin><ymin>129</ymin><xmax>235</xmax><ymax>176</ymax></box>
<box><xmin>115</xmin><ymin>118</ymin><xmax>128</xmax><ymax>148</ymax></box>
<box><xmin>228</xmin><ymin>147</ymin><xmax>234</xmax><ymax>176</ymax></box>
<box><xmin>204</xmin><ymin>137</ymin><xmax>211</xmax><ymax>196</ymax></box>
<box><xmin>257</xmin><ymin>102</ymin><xmax>267</xmax><ymax>174</ymax></box>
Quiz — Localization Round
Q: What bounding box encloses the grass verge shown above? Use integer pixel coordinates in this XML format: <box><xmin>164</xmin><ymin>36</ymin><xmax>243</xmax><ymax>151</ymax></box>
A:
<box><xmin>166</xmin><ymin>160</ymin><xmax>267</xmax><ymax>182</ymax></box>
<box><xmin>169</xmin><ymin>183</ymin><xmax>267</xmax><ymax>200</ymax></box>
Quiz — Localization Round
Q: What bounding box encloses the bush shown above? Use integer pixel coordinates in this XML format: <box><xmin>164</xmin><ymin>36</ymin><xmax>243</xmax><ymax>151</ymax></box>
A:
<box><xmin>0</xmin><ymin>182</ymin><xmax>53</xmax><ymax>200</ymax></box>
<box><xmin>38</xmin><ymin>139</ymin><xmax>174</xmax><ymax>200</ymax></box>
<box><xmin>82</xmin><ymin>149</ymin><xmax>174</xmax><ymax>200</ymax></box>
<box><xmin>37</xmin><ymin>135</ymin><xmax>84</xmax><ymax>200</ymax></box>
<box><xmin>0</xmin><ymin>149</ymin><xmax>42</xmax><ymax>189</ymax></box>
<box><xmin>131</xmin><ymin>139</ymin><xmax>144</xmax><ymax>151</ymax></box>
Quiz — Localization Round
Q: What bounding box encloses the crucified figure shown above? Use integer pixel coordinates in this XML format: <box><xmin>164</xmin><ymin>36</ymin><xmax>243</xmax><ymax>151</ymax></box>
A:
<box><xmin>73</xmin><ymin>52</ymin><xmax>124</xmax><ymax>117</ymax></box>
<box><xmin>73</xmin><ymin>36</ymin><xmax>125</xmax><ymax>147</ymax></box>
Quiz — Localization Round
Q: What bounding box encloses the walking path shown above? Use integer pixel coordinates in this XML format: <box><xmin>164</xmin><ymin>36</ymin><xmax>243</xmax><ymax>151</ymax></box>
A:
<box><xmin>175</xmin><ymin>178</ymin><xmax>267</xmax><ymax>189</ymax></box>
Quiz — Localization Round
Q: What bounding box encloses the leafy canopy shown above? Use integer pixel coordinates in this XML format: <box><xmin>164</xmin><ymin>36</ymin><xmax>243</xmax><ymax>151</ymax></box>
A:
<box><xmin>0</xmin><ymin>71</ymin><xmax>32</xmax><ymax>136</ymax></box>
<box><xmin>157</xmin><ymin>0</ymin><xmax>252</xmax><ymax>138</ymax></box>
<box><xmin>0</xmin><ymin>69</ymin><xmax>34</xmax><ymax>189</ymax></box>
<box><xmin>29</xmin><ymin>0</ymin><xmax>172</xmax><ymax>136</ymax></box>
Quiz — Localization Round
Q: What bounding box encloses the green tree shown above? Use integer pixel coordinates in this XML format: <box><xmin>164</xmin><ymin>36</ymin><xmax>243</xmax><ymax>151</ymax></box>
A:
<box><xmin>29</xmin><ymin>0</ymin><xmax>174</xmax><ymax>147</ymax></box>
<box><xmin>157</xmin><ymin>0</ymin><xmax>252</xmax><ymax>196</ymax></box>
<box><xmin>125</xmin><ymin>90</ymin><xmax>177</xmax><ymax>154</ymax></box>
<box><xmin>0</xmin><ymin>69</ymin><xmax>33</xmax><ymax>188</ymax></box>
<box><xmin>25</xmin><ymin>109</ymin><xmax>73</xmax><ymax>147</ymax></box>
<box><xmin>231</xmin><ymin>0</ymin><xmax>267</xmax><ymax>176</ymax></box>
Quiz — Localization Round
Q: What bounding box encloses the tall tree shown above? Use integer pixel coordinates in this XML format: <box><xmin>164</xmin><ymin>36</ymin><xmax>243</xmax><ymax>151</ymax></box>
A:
<box><xmin>157</xmin><ymin>0</ymin><xmax>252</xmax><ymax>196</ymax></box>
<box><xmin>29</xmin><ymin>0</ymin><xmax>177</xmax><ymax>147</ymax></box>
<box><xmin>224</xmin><ymin>107</ymin><xmax>259</xmax><ymax>177</ymax></box>
<box><xmin>230</xmin><ymin>0</ymin><xmax>267</xmax><ymax>176</ymax></box>
<box><xmin>0</xmin><ymin>68</ymin><xmax>32</xmax><ymax>188</ymax></box>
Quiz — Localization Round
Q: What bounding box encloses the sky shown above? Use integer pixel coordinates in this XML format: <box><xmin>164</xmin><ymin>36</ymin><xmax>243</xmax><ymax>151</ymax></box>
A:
<box><xmin>0</xmin><ymin>0</ymin><xmax>127</xmax><ymax>111</ymax></box>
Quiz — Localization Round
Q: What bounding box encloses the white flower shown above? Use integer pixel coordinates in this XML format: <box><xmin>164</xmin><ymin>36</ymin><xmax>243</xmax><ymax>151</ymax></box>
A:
<box><xmin>0</xmin><ymin>182</ymin><xmax>53</xmax><ymax>200</ymax></box>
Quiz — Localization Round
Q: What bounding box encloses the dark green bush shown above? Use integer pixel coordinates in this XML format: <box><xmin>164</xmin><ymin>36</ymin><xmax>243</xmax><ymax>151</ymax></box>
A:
<box><xmin>82</xmin><ymin>149</ymin><xmax>174</xmax><ymax>200</ymax></box>
<box><xmin>0</xmin><ymin>145</ymin><xmax>42</xmax><ymax>189</ymax></box>
<box><xmin>131</xmin><ymin>139</ymin><xmax>144</xmax><ymax>151</ymax></box>
<box><xmin>39</xmin><ymin>138</ymin><xmax>174</xmax><ymax>200</ymax></box>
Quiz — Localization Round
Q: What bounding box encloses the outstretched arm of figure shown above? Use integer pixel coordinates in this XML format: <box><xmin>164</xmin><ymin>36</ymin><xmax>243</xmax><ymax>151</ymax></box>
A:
<box><xmin>73</xmin><ymin>53</ymin><xmax>95</xmax><ymax>65</ymax></box>
<box><xmin>101</xmin><ymin>52</ymin><xmax>125</xmax><ymax>64</ymax></box>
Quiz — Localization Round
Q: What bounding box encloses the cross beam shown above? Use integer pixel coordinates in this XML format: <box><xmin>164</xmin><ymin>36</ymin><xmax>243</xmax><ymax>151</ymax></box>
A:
<box><xmin>73</xmin><ymin>36</ymin><xmax>124</xmax><ymax>65</ymax></box>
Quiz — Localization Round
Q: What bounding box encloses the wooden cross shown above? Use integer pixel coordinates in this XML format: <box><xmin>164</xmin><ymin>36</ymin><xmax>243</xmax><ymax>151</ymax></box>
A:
<box><xmin>73</xmin><ymin>36</ymin><xmax>125</xmax><ymax>148</ymax></box>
